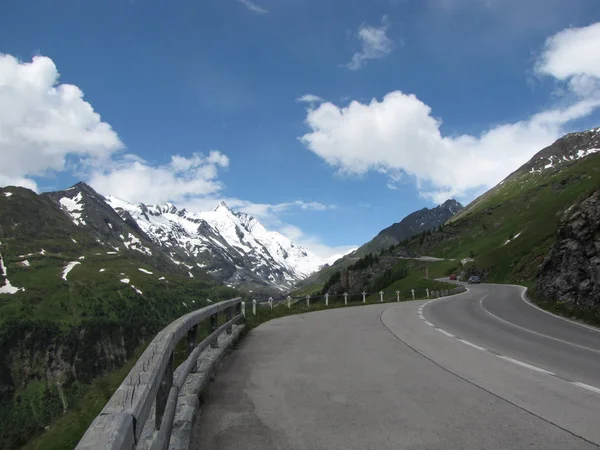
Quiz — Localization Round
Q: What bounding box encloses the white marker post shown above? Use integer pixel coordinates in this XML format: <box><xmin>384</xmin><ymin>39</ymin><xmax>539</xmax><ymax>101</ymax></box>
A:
<box><xmin>241</xmin><ymin>301</ymin><xmax>246</xmax><ymax>318</ymax></box>
<box><xmin>306</xmin><ymin>295</ymin><xmax>310</xmax><ymax>308</ymax></box>
<box><xmin>411</xmin><ymin>289</ymin><xmax>415</xmax><ymax>300</ymax></box>
<box><xmin>426</xmin><ymin>288</ymin><xmax>430</xmax><ymax>298</ymax></box>
<box><xmin>269</xmin><ymin>297</ymin><xmax>273</xmax><ymax>310</ymax></box>
<box><xmin>325</xmin><ymin>293</ymin><xmax>329</xmax><ymax>307</ymax></box>
<box><xmin>396</xmin><ymin>290</ymin><xmax>400</xmax><ymax>302</ymax></box>
<box><xmin>379</xmin><ymin>291</ymin><xmax>384</xmax><ymax>303</ymax></box>
<box><xmin>287</xmin><ymin>296</ymin><xmax>292</xmax><ymax>309</ymax></box>
<box><xmin>344</xmin><ymin>292</ymin><xmax>348</xmax><ymax>305</ymax></box>
<box><xmin>252</xmin><ymin>299</ymin><xmax>257</xmax><ymax>316</ymax></box>
<box><xmin>362</xmin><ymin>292</ymin><xmax>366</xmax><ymax>304</ymax></box>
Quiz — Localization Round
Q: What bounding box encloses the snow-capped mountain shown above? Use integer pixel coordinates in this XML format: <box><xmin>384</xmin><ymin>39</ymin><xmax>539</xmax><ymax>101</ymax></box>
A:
<box><xmin>104</xmin><ymin>196</ymin><xmax>327</xmax><ymax>290</ymax></box>
<box><xmin>45</xmin><ymin>182</ymin><xmax>327</xmax><ymax>291</ymax></box>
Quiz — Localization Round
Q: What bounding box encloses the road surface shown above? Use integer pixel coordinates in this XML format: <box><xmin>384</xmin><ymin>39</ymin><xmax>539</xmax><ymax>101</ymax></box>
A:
<box><xmin>193</xmin><ymin>284</ymin><xmax>600</xmax><ymax>449</ymax></box>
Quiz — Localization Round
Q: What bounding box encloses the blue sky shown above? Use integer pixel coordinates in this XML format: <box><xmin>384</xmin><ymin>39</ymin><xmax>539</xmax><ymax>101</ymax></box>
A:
<box><xmin>1</xmin><ymin>0</ymin><xmax>600</xmax><ymax>257</ymax></box>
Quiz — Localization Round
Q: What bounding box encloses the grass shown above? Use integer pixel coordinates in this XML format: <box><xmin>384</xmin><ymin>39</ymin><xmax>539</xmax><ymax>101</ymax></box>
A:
<box><xmin>409</xmin><ymin>153</ymin><xmax>600</xmax><ymax>284</ymax></box>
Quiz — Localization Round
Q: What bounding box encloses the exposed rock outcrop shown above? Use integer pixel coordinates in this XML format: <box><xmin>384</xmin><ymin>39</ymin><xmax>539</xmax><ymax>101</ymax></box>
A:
<box><xmin>536</xmin><ymin>189</ymin><xmax>600</xmax><ymax>306</ymax></box>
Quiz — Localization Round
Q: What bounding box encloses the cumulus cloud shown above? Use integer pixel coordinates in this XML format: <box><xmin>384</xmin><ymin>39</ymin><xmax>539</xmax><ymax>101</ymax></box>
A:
<box><xmin>0</xmin><ymin>54</ymin><xmax>124</xmax><ymax>191</ymax></box>
<box><xmin>302</xmin><ymin>22</ymin><xmax>600</xmax><ymax>204</ymax></box>
<box><xmin>536</xmin><ymin>22</ymin><xmax>600</xmax><ymax>96</ymax></box>
<box><xmin>347</xmin><ymin>17</ymin><xmax>394</xmax><ymax>70</ymax></box>
<box><xmin>237</xmin><ymin>0</ymin><xmax>268</xmax><ymax>14</ymax></box>
<box><xmin>88</xmin><ymin>150</ymin><xmax>230</xmax><ymax>205</ymax></box>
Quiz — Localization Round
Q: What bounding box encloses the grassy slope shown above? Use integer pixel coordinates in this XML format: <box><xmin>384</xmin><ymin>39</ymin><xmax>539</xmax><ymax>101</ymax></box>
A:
<box><xmin>413</xmin><ymin>153</ymin><xmax>600</xmax><ymax>283</ymax></box>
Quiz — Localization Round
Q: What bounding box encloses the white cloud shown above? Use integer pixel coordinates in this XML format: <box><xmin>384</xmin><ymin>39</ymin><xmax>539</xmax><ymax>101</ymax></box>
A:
<box><xmin>297</xmin><ymin>94</ymin><xmax>325</xmax><ymax>104</ymax></box>
<box><xmin>88</xmin><ymin>150</ymin><xmax>229</xmax><ymax>205</ymax></box>
<box><xmin>0</xmin><ymin>54</ymin><xmax>124</xmax><ymax>191</ymax></box>
<box><xmin>278</xmin><ymin>224</ymin><xmax>356</xmax><ymax>260</ymax></box>
<box><xmin>237</xmin><ymin>0</ymin><xmax>268</xmax><ymax>14</ymax></box>
<box><xmin>536</xmin><ymin>22</ymin><xmax>600</xmax><ymax>96</ymax></box>
<box><xmin>302</xmin><ymin>23</ymin><xmax>600</xmax><ymax>204</ymax></box>
<box><xmin>347</xmin><ymin>17</ymin><xmax>394</xmax><ymax>70</ymax></box>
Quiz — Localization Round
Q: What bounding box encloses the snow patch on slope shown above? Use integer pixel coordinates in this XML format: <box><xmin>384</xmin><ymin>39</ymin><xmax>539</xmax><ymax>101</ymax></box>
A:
<box><xmin>62</xmin><ymin>261</ymin><xmax>81</xmax><ymax>281</ymax></box>
<box><xmin>0</xmin><ymin>254</ymin><xmax>25</xmax><ymax>294</ymax></box>
<box><xmin>60</xmin><ymin>193</ymin><xmax>87</xmax><ymax>226</ymax></box>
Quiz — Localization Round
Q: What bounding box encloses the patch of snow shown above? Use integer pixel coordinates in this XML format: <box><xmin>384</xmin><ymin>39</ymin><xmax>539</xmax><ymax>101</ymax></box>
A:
<box><xmin>0</xmin><ymin>254</ymin><xmax>25</xmax><ymax>294</ymax></box>
<box><xmin>120</xmin><ymin>278</ymin><xmax>130</xmax><ymax>284</ymax></box>
<box><xmin>182</xmin><ymin>302</ymin><xmax>187</xmax><ymax>307</ymax></box>
<box><xmin>99</xmin><ymin>268</ymin><xmax>106</xmax><ymax>272</ymax></box>
<box><xmin>60</xmin><ymin>193</ymin><xmax>86</xmax><ymax>226</ymax></box>
<box><xmin>72</xmin><ymin>238</ymin><xmax>78</xmax><ymax>244</ymax></box>
<box><xmin>62</xmin><ymin>261</ymin><xmax>81</xmax><ymax>281</ymax></box>
<box><xmin>4</xmin><ymin>192</ymin><xmax>13</xmax><ymax>197</ymax></box>
<box><xmin>20</xmin><ymin>260</ymin><xmax>30</xmax><ymax>267</ymax></box>
<box><xmin>108</xmin><ymin>222</ymin><xmax>113</xmax><ymax>229</ymax></box>
<box><xmin>40</xmin><ymin>249</ymin><xmax>46</xmax><ymax>255</ymax></box>
<box><xmin>138</xmin><ymin>268</ymin><xmax>153</xmax><ymax>274</ymax></box>
<box><xmin>576</xmin><ymin>148</ymin><xmax>600</xmax><ymax>159</ymax></box>
<box><xmin>131</xmin><ymin>285</ymin><xmax>143</xmax><ymax>295</ymax></box>
<box><xmin>79</xmin><ymin>256</ymin><xmax>85</xmax><ymax>260</ymax></box>
<box><xmin>106</xmin><ymin>251</ymin><xmax>118</xmax><ymax>255</ymax></box>
<box><xmin>158</xmin><ymin>276</ymin><xmax>166</xmax><ymax>281</ymax></box>
<box><xmin>188</xmin><ymin>272</ymin><xmax>194</xmax><ymax>278</ymax></box>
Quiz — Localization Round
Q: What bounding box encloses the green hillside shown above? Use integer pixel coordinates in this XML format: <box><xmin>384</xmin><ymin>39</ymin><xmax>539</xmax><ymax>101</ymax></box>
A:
<box><xmin>409</xmin><ymin>152</ymin><xmax>600</xmax><ymax>283</ymax></box>
<box><xmin>0</xmin><ymin>187</ymin><xmax>238</xmax><ymax>450</ymax></box>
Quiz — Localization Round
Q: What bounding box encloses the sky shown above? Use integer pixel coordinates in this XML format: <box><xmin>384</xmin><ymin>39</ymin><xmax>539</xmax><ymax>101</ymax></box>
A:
<box><xmin>1</xmin><ymin>0</ymin><xmax>600</xmax><ymax>258</ymax></box>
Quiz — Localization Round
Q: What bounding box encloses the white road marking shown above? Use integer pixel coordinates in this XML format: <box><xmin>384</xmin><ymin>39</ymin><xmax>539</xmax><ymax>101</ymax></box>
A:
<box><xmin>458</xmin><ymin>339</ymin><xmax>486</xmax><ymax>351</ymax></box>
<box><xmin>497</xmin><ymin>355</ymin><xmax>555</xmax><ymax>375</ymax></box>
<box><xmin>479</xmin><ymin>296</ymin><xmax>600</xmax><ymax>355</ymax></box>
<box><xmin>519</xmin><ymin>287</ymin><xmax>600</xmax><ymax>335</ymax></box>
<box><xmin>572</xmin><ymin>382</ymin><xmax>600</xmax><ymax>395</ymax></box>
<box><xmin>436</xmin><ymin>328</ymin><xmax>454</xmax><ymax>337</ymax></box>
<box><xmin>424</xmin><ymin>321</ymin><xmax>435</xmax><ymax>327</ymax></box>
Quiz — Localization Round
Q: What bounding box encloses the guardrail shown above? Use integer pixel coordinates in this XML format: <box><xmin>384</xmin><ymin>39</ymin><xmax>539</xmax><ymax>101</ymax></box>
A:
<box><xmin>251</xmin><ymin>286</ymin><xmax>467</xmax><ymax>312</ymax></box>
<box><xmin>75</xmin><ymin>297</ymin><xmax>244</xmax><ymax>450</ymax></box>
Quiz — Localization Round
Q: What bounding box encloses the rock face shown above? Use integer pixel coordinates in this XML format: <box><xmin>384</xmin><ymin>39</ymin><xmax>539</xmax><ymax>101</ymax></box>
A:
<box><xmin>537</xmin><ymin>189</ymin><xmax>600</xmax><ymax>307</ymax></box>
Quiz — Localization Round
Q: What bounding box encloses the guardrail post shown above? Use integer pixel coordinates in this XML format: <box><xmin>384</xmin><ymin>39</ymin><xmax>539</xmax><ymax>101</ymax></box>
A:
<box><xmin>344</xmin><ymin>292</ymin><xmax>348</xmax><ymax>305</ymax></box>
<box><xmin>379</xmin><ymin>291</ymin><xmax>384</xmax><ymax>303</ymax></box>
<box><xmin>269</xmin><ymin>297</ymin><xmax>273</xmax><ymax>310</ymax></box>
<box><xmin>241</xmin><ymin>301</ymin><xmax>246</xmax><ymax>318</ymax></box>
<box><xmin>226</xmin><ymin>306</ymin><xmax>233</xmax><ymax>335</ymax></box>
<box><xmin>362</xmin><ymin>292</ymin><xmax>366</xmax><ymax>303</ymax></box>
<box><xmin>325</xmin><ymin>293</ymin><xmax>329</xmax><ymax>307</ymax></box>
<box><xmin>396</xmin><ymin>290</ymin><xmax>400</xmax><ymax>302</ymax></box>
<box><xmin>252</xmin><ymin>299</ymin><xmax>257</xmax><ymax>316</ymax></box>
<box><xmin>426</xmin><ymin>288</ymin><xmax>430</xmax><ymax>298</ymax></box>
<box><xmin>411</xmin><ymin>289</ymin><xmax>415</xmax><ymax>300</ymax></box>
<box><xmin>210</xmin><ymin>312</ymin><xmax>218</xmax><ymax>348</ymax></box>
<box><xmin>306</xmin><ymin>295</ymin><xmax>310</xmax><ymax>308</ymax></box>
<box><xmin>156</xmin><ymin>352</ymin><xmax>174</xmax><ymax>430</ymax></box>
<box><xmin>287</xmin><ymin>296</ymin><xmax>291</xmax><ymax>308</ymax></box>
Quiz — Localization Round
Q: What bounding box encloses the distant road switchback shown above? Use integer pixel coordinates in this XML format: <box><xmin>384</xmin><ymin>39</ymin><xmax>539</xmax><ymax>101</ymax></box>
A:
<box><xmin>193</xmin><ymin>283</ymin><xmax>600</xmax><ymax>449</ymax></box>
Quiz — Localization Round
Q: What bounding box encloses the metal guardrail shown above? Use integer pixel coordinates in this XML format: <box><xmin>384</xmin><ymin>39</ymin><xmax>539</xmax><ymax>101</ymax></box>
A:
<box><xmin>75</xmin><ymin>297</ymin><xmax>244</xmax><ymax>450</ymax></box>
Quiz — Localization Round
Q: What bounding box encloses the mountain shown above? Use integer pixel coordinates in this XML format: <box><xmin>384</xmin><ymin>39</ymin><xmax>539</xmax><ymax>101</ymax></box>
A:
<box><xmin>353</xmin><ymin>199</ymin><xmax>463</xmax><ymax>256</ymax></box>
<box><xmin>408</xmin><ymin>126</ymin><xmax>600</xmax><ymax>284</ymax></box>
<box><xmin>104</xmin><ymin>194</ymin><xmax>326</xmax><ymax>292</ymax></box>
<box><xmin>293</xmin><ymin>200</ymin><xmax>461</xmax><ymax>293</ymax></box>
<box><xmin>0</xmin><ymin>184</ymin><xmax>237</xmax><ymax>450</ymax></box>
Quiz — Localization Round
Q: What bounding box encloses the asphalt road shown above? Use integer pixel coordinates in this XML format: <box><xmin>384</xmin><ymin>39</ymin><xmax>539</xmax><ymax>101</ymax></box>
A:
<box><xmin>193</xmin><ymin>285</ymin><xmax>600</xmax><ymax>449</ymax></box>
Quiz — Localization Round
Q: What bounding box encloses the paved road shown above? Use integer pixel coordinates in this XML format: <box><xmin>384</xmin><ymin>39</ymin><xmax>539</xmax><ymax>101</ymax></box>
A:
<box><xmin>193</xmin><ymin>286</ymin><xmax>600</xmax><ymax>449</ymax></box>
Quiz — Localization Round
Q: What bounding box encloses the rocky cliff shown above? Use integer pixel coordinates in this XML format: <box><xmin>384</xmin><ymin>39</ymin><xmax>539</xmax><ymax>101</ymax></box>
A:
<box><xmin>537</xmin><ymin>188</ymin><xmax>600</xmax><ymax>307</ymax></box>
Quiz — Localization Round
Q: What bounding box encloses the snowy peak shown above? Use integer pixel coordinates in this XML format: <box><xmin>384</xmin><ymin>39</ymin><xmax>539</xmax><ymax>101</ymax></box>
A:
<box><xmin>213</xmin><ymin>201</ymin><xmax>231</xmax><ymax>213</ymax></box>
<box><xmin>103</xmin><ymin>195</ymin><xmax>325</xmax><ymax>291</ymax></box>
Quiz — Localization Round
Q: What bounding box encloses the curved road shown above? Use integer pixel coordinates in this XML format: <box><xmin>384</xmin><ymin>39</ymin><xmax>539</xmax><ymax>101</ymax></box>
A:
<box><xmin>193</xmin><ymin>284</ymin><xmax>600</xmax><ymax>449</ymax></box>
